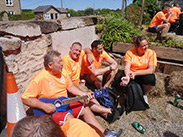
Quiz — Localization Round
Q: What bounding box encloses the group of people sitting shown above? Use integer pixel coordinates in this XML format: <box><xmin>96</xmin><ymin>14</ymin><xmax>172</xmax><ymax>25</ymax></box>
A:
<box><xmin>11</xmin><ymin>35</ymin><xmax>157</xmax><ymax>137</ymax></box>
<box><xmin>148</xmin><ymin>3</ymin><xmax>183</xmax><ymax>37</ymax></box>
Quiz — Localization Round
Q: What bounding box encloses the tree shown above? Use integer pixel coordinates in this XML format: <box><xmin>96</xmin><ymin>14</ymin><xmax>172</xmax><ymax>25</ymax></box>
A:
<box><xmin>84</xmin><ymin>8</ymin><xmax>94</xmax><ymax>16</ymax></box>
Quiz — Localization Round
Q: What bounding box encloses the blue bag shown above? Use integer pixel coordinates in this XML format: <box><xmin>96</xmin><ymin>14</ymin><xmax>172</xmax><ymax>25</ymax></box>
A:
<box><xmin>94</xmin><ymin>87</ymin><xmax>118</xmax><ymax>109</ymax></box>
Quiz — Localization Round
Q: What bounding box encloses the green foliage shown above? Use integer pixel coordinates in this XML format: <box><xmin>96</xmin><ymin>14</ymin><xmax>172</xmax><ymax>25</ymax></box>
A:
<box><xmin>84</xmin><ymin>8</ymin><xmax>94</xmax><ymax>16</ymax></box>
<box><xmin>97</xmin><ymin>16</ymin><xmax>142</xmax><ymax>51</ymax></box>
<box><xmin>0</xmin><ymin>11</ymin><xmax>8</xmax><ymax>21</ymax></box>
<box><xmin>147</xmin><ymin>37</ymin><xmax>183</xmax><ymax>49</ymax></box>
<box><xmin>9</xmin><ymin>10</ymin><xmax>35</xmax><ymax>20</ymax></box>
<box><xmin>126</xmin><ymin>0</ymin><xmax>161</xmax><ymax>26</ymax></box>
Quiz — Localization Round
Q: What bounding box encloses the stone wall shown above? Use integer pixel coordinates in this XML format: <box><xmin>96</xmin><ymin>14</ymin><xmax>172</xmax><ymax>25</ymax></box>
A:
<box><xmin>0</xmin><ymin>16</ymin><xmax>100</xmax><ymax>95</ymax></box>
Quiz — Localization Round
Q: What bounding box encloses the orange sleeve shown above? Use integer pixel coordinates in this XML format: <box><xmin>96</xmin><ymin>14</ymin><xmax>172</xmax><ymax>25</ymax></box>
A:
<box><xmin>61</xmin><ymin>119</ymin><xmax>100</xmax><ymax>137</ymax></box>
<box><xmin>103</xmin><ymin>51</ymin><xmax>110</xmax><ymax>60</ymax></box>
<box><xmin>62</xmin><ymin>54</ymin><xmax>73</xmax><ymax>77</ymax></box>
<box><xmin>149</xmin><ymin>50</ymin><xmax>157</xmax><ymax>66</ymax></box>
<box><xmin>63</xmin><ymin>69</ymin><xmax>73</xmax><ymax>88</ymax></box>
<box><xmin>124</xmin><ymin>50</ymin><xmax>132</xmax><ymax>63</ymax></box>
<box><xmin>21</xmin><ymin>80</ymin><xmax>40</xmax><ymax>99</ymax></box>
<box><xmin>148</xmin><ymin>11</ymin><xmax>165</xmax><ymax>28</ymax></box>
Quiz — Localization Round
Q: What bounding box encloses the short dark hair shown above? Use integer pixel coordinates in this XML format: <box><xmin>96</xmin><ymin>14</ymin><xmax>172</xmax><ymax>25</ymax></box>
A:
<box><xmin>91</xmin><ymin>40</ymin><xmax>102</xmax><ymax>49</ymax></box>
<box><xmin>71</xmin><ymin>42</ymin><xmax>82</xmax><ymax>47</ymax></box>
<box><xmin>162</xmin><ymin>4</ymin><xmax>170</xmax><ymax>10</ymax></box>
<box><xmin>11</xmin><ymin>115</ymin><xmax>64</xmax><ymax>137</ymax></box>
<box><xmin>44</xmin><ymin>50</ymin><xmax>61</xmax><ymax>68</ymax></box>
<box><xmin>133</xmin><ymin>35</ymin><xmax>146</xmax><ymax>47</ymax></box>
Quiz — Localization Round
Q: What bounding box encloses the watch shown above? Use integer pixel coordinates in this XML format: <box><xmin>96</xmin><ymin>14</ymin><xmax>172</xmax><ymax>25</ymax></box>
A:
<box><xmin>109</xmin><ymin>66</ymin><xmax>112</xmax><ymax>70</ymax></box>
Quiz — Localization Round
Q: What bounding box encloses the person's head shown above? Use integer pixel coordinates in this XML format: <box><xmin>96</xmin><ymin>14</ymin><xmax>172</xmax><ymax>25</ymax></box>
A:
<box><xmin>133</xmin><ymin>35</ymin><xmax>148</xmax><ymax>55</ymax></box>
<box><xmin>70</xmin><ymin>42</ymin><xmax>82</xmax><ymax>61</ymax></box>
<box><xmin>174</xmin><ymin>3</ymin><xmax>179</xmax><ymax>8</ymax></box>
<box><xmin>11</xmin><ymin>115</ymin><xmax>64</xmax><ymax>137</ymax></box>
<box><xmin>44</xmin><ymin>50</ymin><xmax>63</xmax><ymax>74</ymax></box>
<box><xmin>162</xmin><ymin>4</ymin><xmax>170</xmax><ymax>13</ymax></box>
<box><xmin>91</xmin><ymin>40</ymin><xmax>103</xmax><ymax>56</ymax></box>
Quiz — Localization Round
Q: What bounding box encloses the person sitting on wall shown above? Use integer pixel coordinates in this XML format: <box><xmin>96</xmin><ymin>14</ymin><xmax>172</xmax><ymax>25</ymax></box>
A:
<box><xmin>148</xmin><ymin>4</ymin><xmax>172</xmax><ymax>37</ymax></box>
<box><xmin>21</xmin><ymin>50</ymin><xmax>123</xmax><ymax>137</ymax></box>
<box><xmin>11</xmin><ymin>115</ymin><xmax>103</xmax><ymax>137</ymax></box>
<box><xmin>166</xmin><ymin>3</ymin><xmax>181</xmax><ymax>32</ymax></box>
<box><xmin>62</xmin><ymin>42</ymin><xmax>120</xmax><ymax>123</ymax></box>
<box><xmin>120</xmin><ymin>35</ymin><xmax>157</xmax><ymax>105</ymax></box>
<box><xmin>80</xmin><ymin>40</ymin><xmax>118</xmax><ymax>90</ymax></box>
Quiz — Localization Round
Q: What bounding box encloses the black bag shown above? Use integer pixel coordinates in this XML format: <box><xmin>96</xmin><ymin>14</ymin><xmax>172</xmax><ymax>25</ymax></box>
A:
<box><xmin>177</xmin><ymin>13</ymin><xmax>183</xmax><ymax>35</ymax></box>
<box><xmin>125</xmin><ymin>81</ymin><xmax>149</xmax><ymax>114</ymax></box>
<box><xmin>94</xmin><ymin>87</ymin><xmax>118</xmax><ymax>109</ymax></box>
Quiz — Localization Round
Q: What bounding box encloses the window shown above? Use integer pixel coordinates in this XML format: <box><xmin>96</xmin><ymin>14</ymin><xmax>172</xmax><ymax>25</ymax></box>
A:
<box><xmin>50</xmin><ymin>13</ymin><xmax>54</xmax><ymax>19</ymax></box>
<box><xmin>55</xmin><ymin>13</ymin><xmax>58</xmax><ymax>19</ymax></box>
<box><xmin>45</xmin><ymin>13</ymin><xmax>50</xmax><ymax>19</ymax></box>
<box><xmin>5</xmin><ymin>0</ymin><xmax>13</xmax><ymax>6</ymax></box>
<box><xmin>8</xmin><ymin>11</ymin><xmax>15</xmax><ymax>15</ymax></box>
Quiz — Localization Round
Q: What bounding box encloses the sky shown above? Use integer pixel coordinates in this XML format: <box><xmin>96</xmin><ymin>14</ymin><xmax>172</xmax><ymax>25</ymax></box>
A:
<box><xmin>21</xmin><ymin>0</ymin><xmax>133</xmax><ymax>10</ymax></box>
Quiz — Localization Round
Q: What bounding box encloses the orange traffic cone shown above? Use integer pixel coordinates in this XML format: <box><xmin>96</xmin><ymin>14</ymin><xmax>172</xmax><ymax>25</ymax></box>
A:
<box><xmin>7</xmin><ymin>72</ymin><xmax>26</xmax><ymax>137</ymax></box>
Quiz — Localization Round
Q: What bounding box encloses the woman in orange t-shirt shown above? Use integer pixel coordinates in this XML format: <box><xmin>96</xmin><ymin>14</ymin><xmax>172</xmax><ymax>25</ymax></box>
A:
<box><xmin>120</xmin><ymin>36</ymin><xmax>157</xmax><ymax>104</ymax></box>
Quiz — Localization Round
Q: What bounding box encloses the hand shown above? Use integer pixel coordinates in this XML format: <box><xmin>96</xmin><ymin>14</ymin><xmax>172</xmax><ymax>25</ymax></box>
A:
<box><xmin>129</xmin><ymin>72</ymin><xmax>135</xmax><ymax>79</ymax></box>
<box><xmin>169</xmin><ymin>12</ymin><xmax>173</xmax><ymax>15</ymax></box>
<box><xmin>120</xmin><ymin>76</ymin><xmax>130</xmax><ymax>87</ymax></box>
<box><xmin>82</xmin><ymin>92</ymin><xmax>94</xmax><ymax>104</ymax></box>
<box><xmin>43</xmin><ymin>103</ymin><xmax>56</xmax><ymax>114</ymax></box>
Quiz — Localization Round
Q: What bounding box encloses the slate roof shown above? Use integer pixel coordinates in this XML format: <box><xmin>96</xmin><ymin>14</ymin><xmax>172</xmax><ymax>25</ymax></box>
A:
<box><xmin>33</xmin><ymin>5</ymin><xmax>65</xmax><ymax>14</ymax></box>
<box><xmin>57</xmin><ymin>8</ymin><xmax>68</xmax><ymax>14</ymax></box>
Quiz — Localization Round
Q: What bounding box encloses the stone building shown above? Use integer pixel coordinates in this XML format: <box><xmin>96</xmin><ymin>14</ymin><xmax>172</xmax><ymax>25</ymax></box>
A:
<box><xmin>33</xmin><ymin>5</ymin><xmax>68</xmax><ymax>21</ymax></box>
<box><xmin>0</xmin><ymin>0</ymin><xmax>21</xmax><ymax>14</ymax></box>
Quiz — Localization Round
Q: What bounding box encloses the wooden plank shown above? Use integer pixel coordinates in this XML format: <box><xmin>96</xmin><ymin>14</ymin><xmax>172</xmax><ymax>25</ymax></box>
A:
<box><xmin>112</xmin><ymin>42</ymin><xmax>183</xmax><ymax>62</ymax></box>
<box><xmin>156</xmin><ymin>60</ymin><xmax>183</xmax><ymax>74</ymax></box>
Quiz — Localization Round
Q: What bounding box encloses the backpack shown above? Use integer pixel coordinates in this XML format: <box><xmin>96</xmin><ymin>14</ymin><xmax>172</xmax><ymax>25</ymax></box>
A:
<box><xmin>125</xmin><ymin>81</ymin><xmax>149</xmax><ymax>114</ymax></box>
<box><xmin>94</xmin><ymin>87</ymin><xmax>118</xmax><ymax>109</ymax></box>
<box><xmin>177</xmin><ymin>13</ymin><xmax>183</xmax><ymax>35</ymax></box>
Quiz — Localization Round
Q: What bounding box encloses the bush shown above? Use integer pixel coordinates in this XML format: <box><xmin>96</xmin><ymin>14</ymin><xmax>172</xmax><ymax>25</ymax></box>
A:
<box><xmin>9</xmin><ymin>10</ymin><xmax>35</xmax><ymax>21</ymax></box>
<box><xmin>0</xmin><ymin>11</ymin><xmax>8</xmax><ymax>21</ymax></box>
<box><xmin>97</xmin><ymin>15</ymin><xmax>142</xmax><ymax>51</ymax></box>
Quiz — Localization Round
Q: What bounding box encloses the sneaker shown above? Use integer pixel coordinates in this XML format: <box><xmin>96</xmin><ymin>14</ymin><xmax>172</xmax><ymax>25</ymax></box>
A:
<box><xmin>104</xmin><ymin>128</ymin><xmax>123</xmax><ymax>137</ymax></box>
<box><xmin>143</xmin><ymin>95</ymin><xmax>149</xmax><ymax>105</ymax></box>
<box><xmin>107</xmin><ymin>108</ymin><xmax>120</xmax><ymax>124</ymax></box>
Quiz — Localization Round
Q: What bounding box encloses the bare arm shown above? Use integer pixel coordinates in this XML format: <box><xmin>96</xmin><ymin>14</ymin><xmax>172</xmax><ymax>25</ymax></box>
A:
<box><xmin>120</xmin><ymin>61</ymin><xmax>131</xmax><ymax>86</ymax></box>
<box><xmin>163</xmin><ymin>12</ymin><xmax>173</xmax><ymax>23</ymax></box>
<box><xmin>132</xmin><ymin>65</ymin><xmax>156</xmax><ymax>77</ymax></box>
<box><xmin>88</xmin><ymin>57</ymin><xmax>118</xmax><ymax>76</ymax></box>
<box><xmin>106</xmin><ymin>57</ymin><xmax>118</xmax><ymax>70</ymax></box>
<box><xmin>83</xmin><ymin>48</ymin><xmax>94</xmax><ymax>64</ymax></box>
<box><xmin>67</xmin><ymin>83</ymin><xmax>93</xmax><ymax>101</ymax></box>
<box><xmin>88</xmin><ymin>64</ymin><xmax>112</xmax><ymax>76</ymax></box>
<box><xmin>22</xmin><ymin>97</ymin><xmax>56</xmax><ymax>114</ymax></box>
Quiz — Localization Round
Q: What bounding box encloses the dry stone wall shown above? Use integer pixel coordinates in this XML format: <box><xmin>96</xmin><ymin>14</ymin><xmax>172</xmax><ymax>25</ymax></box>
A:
<box><xmin>0</xmin><ymin>16</ymin><xmax>99</xmax><ymax>95</ymax></box>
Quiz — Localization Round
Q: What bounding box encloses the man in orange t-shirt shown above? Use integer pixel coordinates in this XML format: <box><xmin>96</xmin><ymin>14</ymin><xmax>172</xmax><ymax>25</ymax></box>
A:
<box><xmin>22</xmin><ymin>50</ymin><xmax>122</xmax><ymax>137</ymax></box>
<box><xmin>148</xmin><ymin>4</ymin><xmax>172</xmax><ymax>36</ymax></box>
<box><xmin>11</xmin><ymin>115</ymin><xmax>102</xmax><ymax>137</ymax></box>
<box><xmin>81</xmin><ymin>40</ymin><xmax>118</xmax><ymax>89</ymax></box>
<box><xmin>167</xmin><ymin>3</ymin><xmax>181</xmax><ymax>32</ymax></box>
<box><xmin>62</xmin><ymin>42</ymin><xmax>92</xmax><ymax>86</ymax></box>
<box><xmin>63</xmin><ymin>42</ymin><xmax>120</xmax><ymax>124</ymax></box>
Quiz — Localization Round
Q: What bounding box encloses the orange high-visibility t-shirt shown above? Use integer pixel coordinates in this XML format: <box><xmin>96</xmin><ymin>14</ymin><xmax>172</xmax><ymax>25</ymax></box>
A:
<box><xmin>22</xmin><ymin>68</ymin><xmax>73</xmax><ymax>99</ymax></box>
<box><xmin>124</xmin><ymin>48</ymin><xmax>157</xmax><ymax>72</ymax></box>
<box><xmin>148</xmin><ymin>11</ymin><xmax>166</xmax><ymax>28</ymax></box>
<box><xmin>167</xmin><ymin>6</ymin><xmax>181</xmax><ymax>23</ymax></box>
<box><xmin>62</xmin><ymin>50</ymin><xmax>85</xmax><ymax>86</ymax></box>
<box><xmin>81</xmin><ymin>51</ymin><xmax>110</xmax><ymax>76</ymax></box>
<box><xmin>61</xmin><ymin>119</ymin><xmax>100</xmax><ymax>137</ymax></box>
